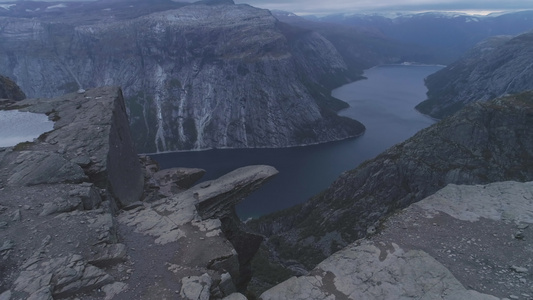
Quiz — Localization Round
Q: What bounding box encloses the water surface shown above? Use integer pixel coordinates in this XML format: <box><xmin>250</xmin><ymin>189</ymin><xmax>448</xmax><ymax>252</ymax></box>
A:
<box><xmin>0</xmin><ymin>110</ymin><xmax>54</xmax><ymax>147</ymax></box>
<box><xmin>152</xmin><ymin>65</ymin><xmax>443</xmax><ymax>219</ymax></box>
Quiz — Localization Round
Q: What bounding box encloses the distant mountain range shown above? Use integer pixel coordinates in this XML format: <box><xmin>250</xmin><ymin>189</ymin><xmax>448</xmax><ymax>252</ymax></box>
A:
<box><xmin>308</xmin><ymin>10</ymin><xmax>533</xmax><ymax>63</ymax></box>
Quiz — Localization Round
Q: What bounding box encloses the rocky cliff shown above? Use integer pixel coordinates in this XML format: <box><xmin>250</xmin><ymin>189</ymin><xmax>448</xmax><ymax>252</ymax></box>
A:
<box><xmin>0</xmin><ymin>86</ymin><xmax>276</xmax><ymax>299</ymax></box>
<box><xmin>0</xmin><ymin>75</ymin><xmax>25</xmax><ymax>101</ymax></box>
<box><xmin>417</xmin><ymin>32</ymin><xmax>533</xmax><ymax>119</ymax></box>
<box><xmin>0</xmin><ymin>0</ymin><xmax>366</xmax><ymax>152</ymax></box>
<box><xmin>260</xmin><ymin>180</ymin><xmax>533</xmax><ymax>299</ymax></box>
<box><xmin>251</xmin><ymin>91</ymin><xmax>533</xmax><ymax>271</ymax></box>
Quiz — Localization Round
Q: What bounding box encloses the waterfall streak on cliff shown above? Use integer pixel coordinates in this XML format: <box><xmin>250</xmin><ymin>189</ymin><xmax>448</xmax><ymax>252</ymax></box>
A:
<box><xmin>154</xmin><ymin>65</ymin><xmax>167</xmax><ymax>152</ymax></box>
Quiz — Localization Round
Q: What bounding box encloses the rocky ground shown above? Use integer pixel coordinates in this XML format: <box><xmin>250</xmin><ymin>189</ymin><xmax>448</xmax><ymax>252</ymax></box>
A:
<box><xmin>3</xmin><ymin>84</ymin><xmax>533</xmax><ymax>300</ymax></box>
<box><xmin>0</xmin><ymin>87</ymin><xmax>276</xmax><ymax>300</ymax></box>
<box><xmin>260</xmin><ymin>181</ymin><xmax>533</xmax><ymax>300</ymax></box>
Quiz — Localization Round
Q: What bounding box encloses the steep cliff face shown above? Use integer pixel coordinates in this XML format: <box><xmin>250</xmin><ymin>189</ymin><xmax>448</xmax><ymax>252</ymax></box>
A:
<box><xmin>0</xmin><ymin>1</ymin><xmax>365</xmax><ymax>152</ymax></box>
<box><xmin>0</xmin><ymin>75</ymin><xmax>25</xmax><ymax>101</ymax></box>
<box><xmin>253</xmin><ymin>91</ymin><xmax>533</xmax><ymax>269</ymax></box>
<box><xmin>417</xmin><ymin>32</ymin><xmax>533</xmax><ymax>119</ymax></box>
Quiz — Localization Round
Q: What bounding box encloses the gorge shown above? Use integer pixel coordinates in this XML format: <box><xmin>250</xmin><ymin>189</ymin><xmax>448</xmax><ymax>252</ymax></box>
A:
<box><xmin>2</xmin><ymin>1</ymin><xmax>533</xmax><ymax>299</ymax></box>
<box><xmin>152</xmin><ymin>64</ymin><xmax>442</xmax><ymax>219</ymax></box>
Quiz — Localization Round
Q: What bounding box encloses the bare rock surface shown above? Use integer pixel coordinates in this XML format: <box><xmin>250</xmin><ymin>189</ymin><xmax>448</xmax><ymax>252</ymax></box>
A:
<box><xmin>260</xmin><ymin>181</ymin><xmax>533</xmax><ymax>300</ymax></box>
<box><xmin>152</xmin><ymin>167</ymin><xmax>206</xmax><ymax>197</ymax></box>
<box><xmin>116</xmin><ymin>165</ymin><xmax>277</xmax><ymax>299</ymax></box>
<box><xmin>1</xmin><ymin>87</ymin><xmax>277</xmax><ymax>299</ymax></box>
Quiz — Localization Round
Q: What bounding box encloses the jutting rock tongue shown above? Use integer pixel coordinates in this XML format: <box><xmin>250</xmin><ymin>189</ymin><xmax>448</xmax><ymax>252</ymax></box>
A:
<box><xmin>194</xmin><ymin>165</ymin><xmax>279</xmax><ymax>291</ymax></box>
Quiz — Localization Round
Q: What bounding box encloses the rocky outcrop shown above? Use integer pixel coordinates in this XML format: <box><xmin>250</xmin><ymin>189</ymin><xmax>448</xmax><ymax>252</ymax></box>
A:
<box><xmin>0</xmin><ymin>1</ymin><xmax>366</xmax><ymax>152</ymax></box>
<box><xmin>260</xmin><ymin>181</ymin><xmax>533</xmax><ymax>299</ymax></box>
<box><xmin>252</xmin><ymin>91</ymin><xmax>533</xmax><ymax>270</ymax></box>
<box><xmin>0</xmin><ymin>87</ymin><xmax>141</xmax><ymax>299</ymax></box>
<box><xmin>0</xmin><ymin>87</ymin><xmax>277</xmax><ymax>299</ymax></box>
<box><xmin>0</xmin><ymin>75</ymin><xmax>25</xmax><ymax>101</ymax></box>
<box><xmin>10</xmin><ymin>87</ymin><xmax>144</xmax><ymax>207</ymax></box>
<box><xmin>417</xmin><ymin>32</ymin><xmax>533</xmax><ymax>118</ymax></box>
<box><xmin>119</xmin><ymin>164</ymin><xmax>277</xmax><ymax>297</ymax></box>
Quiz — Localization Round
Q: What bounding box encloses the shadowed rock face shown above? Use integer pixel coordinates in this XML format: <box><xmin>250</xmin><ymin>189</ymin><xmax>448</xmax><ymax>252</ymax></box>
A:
<box><xmin>417</xmin><ymin>32</ymin><xmax>533</xmax><ymax>119</ymax></box>
<box><xmin>0</xmin><ymin>1</ymin><xmax>365</xmax><ymax>152</ymax></box>
<box><xmin>9</xmin><ymin>87</ymin><xmax>144</xmax><ymax>207</ymax></box>
<box><xmin>0</xmin><ymin>75</ymin><xmax>25</xmax><ymax>101</ymax></box>
<box><xmin>252</xmin><ymin>91</ymin><xmax>533</xmax><ymax>269</ymax></box>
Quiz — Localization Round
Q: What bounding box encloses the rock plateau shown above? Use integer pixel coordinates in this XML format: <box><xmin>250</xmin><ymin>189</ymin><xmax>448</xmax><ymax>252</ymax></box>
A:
<box><xmin>0</xmin><ymin>86</ymin><xmax>277</xmax><ymax>300</ymax></box>
<box><xmin>260</xmin><ymin>181</ymin><xmax>533</xmax><ymax>300</ymax></box>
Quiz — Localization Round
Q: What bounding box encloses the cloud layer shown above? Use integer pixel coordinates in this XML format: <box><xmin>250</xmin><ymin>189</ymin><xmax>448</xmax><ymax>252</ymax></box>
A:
<box><xmin>234</xmin><ymin>0</ymin><xmax>533</xmax><ymax>15</ymax></box>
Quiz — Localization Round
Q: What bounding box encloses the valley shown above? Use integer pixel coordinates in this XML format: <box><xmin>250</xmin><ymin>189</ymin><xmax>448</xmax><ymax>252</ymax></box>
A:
<box><xmin>1</xmin><ymin>1</ymin><xmax>533</xmax><ymax>299</ymax></box>
<box><xmin>152</xmin><ymin>64</ymin><xmax>442</xmax><ymax>219</ymax></box>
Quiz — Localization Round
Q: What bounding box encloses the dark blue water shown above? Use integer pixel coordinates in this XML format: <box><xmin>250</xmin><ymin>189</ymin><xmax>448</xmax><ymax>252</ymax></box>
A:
<box><xmin>151</xmin><ymin>65</ymin><xmax>443</xmax><ymax>219</ymax></box>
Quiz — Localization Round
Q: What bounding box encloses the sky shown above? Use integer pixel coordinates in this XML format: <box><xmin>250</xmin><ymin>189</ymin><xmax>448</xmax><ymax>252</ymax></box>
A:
<box><xmin>1</xmin><ymin>0</ymin><xmax>533</xmax><ymax>16</ymax></box>
<box><xmin>232</xmin><ymin>0</ymin><xmax>533</xmax><ymax>15</ymax></box>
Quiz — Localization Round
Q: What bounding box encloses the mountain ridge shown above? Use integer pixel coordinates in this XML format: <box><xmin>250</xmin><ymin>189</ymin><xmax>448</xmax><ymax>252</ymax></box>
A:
<box><xmin>0</xmin><ymin>1</ymin><xmax>368</xmax><ymax>152</ymax></box>
<box><xmin>417</xmin><ymin>31</ymin><xmax>533</xmax><ymax>118</ymax></box>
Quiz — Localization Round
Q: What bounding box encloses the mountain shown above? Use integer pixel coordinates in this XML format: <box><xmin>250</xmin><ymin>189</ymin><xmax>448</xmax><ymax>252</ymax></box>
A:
<box><xmin>0</xmin><ymin>0</ymin><xmax>370</xmax><ymax>153</ymax></box>
<box><xmin>272</xmin><ymin>11</ymin><xmax>435</xmax><ymax>70</ymax></box>
<box><xmin>313</xmin><ymin>10</ymin><xmax>533</xmax><ymax>64</ymax></box>
<box><xmin>417</xmin><ymin>31</ymin><xmax>533</xmax><ymax>118</ymax></box>
<box><xmin>251</xmin><ymin>91</ymin><xmax>533</xmax><ymax>270</ymax></box>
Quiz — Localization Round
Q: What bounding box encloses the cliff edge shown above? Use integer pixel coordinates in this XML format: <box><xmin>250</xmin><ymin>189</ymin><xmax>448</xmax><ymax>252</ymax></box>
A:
<box><xmin>0</xmin><ymin>86</ymin><xmax>276</xmax><ymax>299</ymax></box>
<box><xmin>260</xmin><ymin>181</ymin><xmax>533</xmax><ymax>299</ymax></box>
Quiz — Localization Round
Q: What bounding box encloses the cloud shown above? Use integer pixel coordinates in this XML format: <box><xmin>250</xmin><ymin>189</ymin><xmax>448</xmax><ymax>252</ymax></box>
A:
<box><xmin>234</xmin><ymin>0</ymin><xmax>533</xmax><ymax>15</ymax></box>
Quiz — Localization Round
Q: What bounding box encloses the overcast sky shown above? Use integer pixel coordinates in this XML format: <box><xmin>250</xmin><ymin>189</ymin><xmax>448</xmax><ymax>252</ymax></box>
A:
<box><xmin>1</xmin><ymin>0</ymin><xmax>533</xmax><ymax>16</ymax></box>
<box><xmin>233</xmin><ymin>0</ymin><xmax>533</xmax><ymax>15</ymax></box>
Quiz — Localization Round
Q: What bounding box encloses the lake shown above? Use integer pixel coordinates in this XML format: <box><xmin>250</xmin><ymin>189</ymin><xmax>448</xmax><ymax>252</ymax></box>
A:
<box><xmin>0</xmin><ymin>110</ymin><xmax>54</xmax><ymax>148</ymax></box>
<box><xmin>151</xmin><ymin>64</ymin><xmax>443</xmax><ymax>219</ymax></box>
